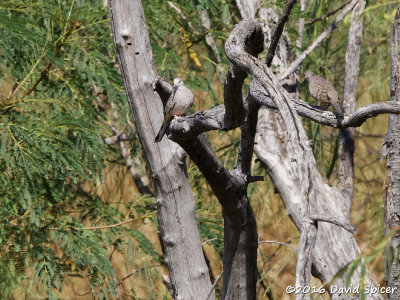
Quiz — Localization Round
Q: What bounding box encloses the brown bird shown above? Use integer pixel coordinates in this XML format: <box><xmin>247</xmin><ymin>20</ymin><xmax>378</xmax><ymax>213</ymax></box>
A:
<box><xmin>155</xmin><ymin>78</ymin><xmax>194</xmax><ymax>142</ymax></box>
<box><xmin>304</xmin><ymin>70</ymin><xmax>343</xmax><ymax>115</ymax></box>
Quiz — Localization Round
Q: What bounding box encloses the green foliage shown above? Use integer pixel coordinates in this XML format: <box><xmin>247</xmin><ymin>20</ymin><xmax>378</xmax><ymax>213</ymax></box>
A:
<box><xmin>197</xmin><ymin>216</ymin><xmax>224</xmax><ymax>253</ymax></box>
<box><xmin>0</xmin><ymin>0</ymin><xmax>160</xmax><ymax>298</ymax></box>
<box><xmin>144</xmin><ymin>0</ymin><xmax>232</xmax><ymax>97</ymax></box>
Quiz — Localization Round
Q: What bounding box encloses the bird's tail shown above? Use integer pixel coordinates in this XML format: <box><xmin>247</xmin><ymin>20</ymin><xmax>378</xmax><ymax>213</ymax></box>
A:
<box><xmin>331</xmin><ymin>101</ymin><xmax>343</xmax><ymax>115</ymax></box>
<box><xmin>155</xmin><ymin>120</ymin><xmax>170</xmax><ymax>142</ymax></box>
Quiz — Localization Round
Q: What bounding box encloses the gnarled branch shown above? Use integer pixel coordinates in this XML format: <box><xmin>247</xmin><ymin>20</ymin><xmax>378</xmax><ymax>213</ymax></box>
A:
<box><xmin>223</xmin><ymin>19</ymin><xmax>264</xmax><ymax>130</ymax></box>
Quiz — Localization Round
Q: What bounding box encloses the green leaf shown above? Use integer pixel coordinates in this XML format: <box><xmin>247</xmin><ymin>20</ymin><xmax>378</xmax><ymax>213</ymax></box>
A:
<box><xmin>221</xmin><ymin>4</ymin><xmax>230</xmax><ymax>24</ymax></box>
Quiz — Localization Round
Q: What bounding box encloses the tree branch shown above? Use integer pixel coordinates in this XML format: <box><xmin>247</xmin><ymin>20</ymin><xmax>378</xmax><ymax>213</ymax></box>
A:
<box><xmin>338</xmin><ymin>0</ymin><xmax>366</xmax><ymax>205</ymax></box>
<box><xmin>306</xmin><ymin>0</ymin><xmax>352</xmax><ymax>25</ymax></box>
<box><xmin>167</xmin><ymin>1</ymin><xmax>198</xmax><ymax>34</ymax></box>
<box><xmin>201</xmin><ymin>238</ymin><xmax>218</xmax><ymax>246</ymax></box>
<box><xmin>206</xmin><ymin>271</ymin><xmax>223</xmax><ymax>300</ymax></box>
<box><xmin>250</xmin><ymin>81</ymin><xmax>400</xmax><ymax>128</ymax></box>
<box><xmin>49</xmin><ymin>215</ymin><xmax>153</xmax><ymax>231</ymax></box>
<box><xmin>258</xmin><ymin>240</ymin><xmax>298</xmax><ymax>251</ymax></box>
<box><xmin>151</xmin><ymin>76</ymin><xmax>400</xmax><ymax>140</ymax></box>
<box><xmin>223</xmin><ymin>20</ymin><xmax>264</xmax><ymax>129</ymax></box>
<box><xmin>310</xmin><ymin>215</ymin><xmax>356</xmax><ymax>233</ymax></box>
<box><xmin>236</xmin><ymin>94</ymin><xmax>260</xmax><ymax>174</ymax></box>
<box><xmin>226</xmin><ymin>18</ymin><xmax>382</xmax><ymax>296</ymax></box>
<box><xmin>201</xmin><ymin>10</ymin><xmax>222</xmax><ymax>63</ymax></box>
<box><xmin>265</xmin><ymin>0</ymin><xmax>298</xmax><ymax>67</ymax></box>
<box><xmin>296</xmin><ymin>0</ymin><xmax>306</xmax><ymax>53</ymax></box>
<box><xmin>279</xmin><ymin>0</ymin><xmax>359</xmax><ymax>81</ymax></box>
<box><xmin>153</xmin><ymin>19</ymin><xmax>266</xmax><ymax>297</ymax></box>
<box><xmin>295</xmin><ymin>221</ymin><xmax>317</xmax><ymax>300</ymax></box>
<box><xmin>235</xmin><ymin>0</ymin><xmax>262</xmax><ymax>19</ymax></box>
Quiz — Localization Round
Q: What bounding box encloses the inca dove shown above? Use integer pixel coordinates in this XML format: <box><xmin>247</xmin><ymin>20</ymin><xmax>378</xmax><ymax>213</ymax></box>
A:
<box><xmin>155</xmin><ymin>78</ymin><xmax>194</xmax><ymax>142</ymax></box>
<box><xmin>304</xmin><ymin>70</ymin><xmax>343</xmax><ymax>115</ymax></box>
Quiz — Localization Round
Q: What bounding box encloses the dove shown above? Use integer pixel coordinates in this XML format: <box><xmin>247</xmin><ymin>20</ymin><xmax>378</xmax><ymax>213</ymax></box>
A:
<box><xmin>155</xmin><ymin>78</ymin><xmax>194</xmax><ymax>142</ymax></box>
<box><xmin>304</xmin><ymin>70</ymin><xmax>343</xmax><ymax>115</ymax></box>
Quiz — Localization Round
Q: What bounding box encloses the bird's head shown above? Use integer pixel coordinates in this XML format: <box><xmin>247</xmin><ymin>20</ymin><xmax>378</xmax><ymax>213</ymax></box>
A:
<box><xmin>173</xmin><ymin>78</ymin><xmax>184</xmax><ymax>87</ymax></box>
<box><xmin>304</xmin><ymin>70</ymin><xmax>314</xmax><ymax>80</ymax></box>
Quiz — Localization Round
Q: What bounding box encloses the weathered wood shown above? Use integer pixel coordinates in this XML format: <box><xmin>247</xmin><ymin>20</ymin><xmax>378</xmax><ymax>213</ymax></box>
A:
<box><xmin>155</xmin><ymin>79</ymin><xmax>259</xmax><ymax>300</ymax></box>
<box><xmin>254</xmin><ymin>4</ymin><xmax>318</xmax><ymax>295</ymax></box>
<box><xmin>250</xmin><ymin>80</ymin><xmax>400</xmax><ymax>127</ymax></box>
<box><xmin>254</xmin><ymin>108</ymin><xmax>382</xmax><ymax>299</ymax></box>
<box><xmin>235</xmin><ymin>0</ymin><xmax>261</xmax><ymax>19</ymax></box>
<box><xmin>223</xmin><ymin>65</ymin><xmax>248</xmax><ymax>129</ymax></box>
<box><xmin>223</xmin><ymin>21</ymin><xmax>263</xmax><ymax>130</ymax></box>
<box><xmin>152</xmin><ymin>17</ymin><xmax>266</xmax><ymax>299</ymax></box>
<box><xmin>180</xmin><ymin>133</ymin><xmax>258</xmax><ymax>299</ymax></box>
<box><xmin>223</xmin><ymin>16</ymin><xmax>382</xmax><ymax>299</ymax></box>
<box><xmin>236</xmin><ymin>94</ymin><xmax>260</xmax><ymax>175</ymax></box>
<box><xmin>108</xmin><ymin>0</ymin><xmax>395</xmax><ymax>298</ymax></box>
<box><xmin>383</xmin><ymin>7</ymin><xmax>400</xmax><ymax>300</ymax></box>
<box><xmin>338</xmin><ymin>0</ymin><xmax>366</xmax><ymax>213</ymax></box>
<box><xmin>295</xmin><ymin>221</ymin><xmax>317</xmax><ymax>300</ymax></box>
<box><xmin>108</xmin><ymin>1</ymin><xmax>213</xmax><ymax>299</ymax></box>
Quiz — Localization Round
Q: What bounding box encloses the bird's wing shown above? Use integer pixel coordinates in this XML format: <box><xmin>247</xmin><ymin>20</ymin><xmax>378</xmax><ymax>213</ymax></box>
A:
<box><xmin>165</xmin><ymin>86</ymin><xmax>178</xmax><ymax>114</ymax></box>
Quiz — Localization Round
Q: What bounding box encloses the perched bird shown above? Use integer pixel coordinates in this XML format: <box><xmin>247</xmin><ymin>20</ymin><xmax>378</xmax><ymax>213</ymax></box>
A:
<box><xmin>155</xmin><ymin>78</ymin><xmax>194</xmax><ymax>142</ymax></box>
<box><xmin>304</xmin><ymin>70</ymin><xmax>343</xmax><ymax>115</ymax></box>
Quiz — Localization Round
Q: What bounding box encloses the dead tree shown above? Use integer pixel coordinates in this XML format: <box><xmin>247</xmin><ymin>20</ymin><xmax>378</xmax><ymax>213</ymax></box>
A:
<box><xmin>108</xmin><ymin>1</ymin><xmax>213</xmax><ymax>299</ymax></box>
<box><xmin>383</xmin><ymin>7</ymin><xmax>400</xmax><ymax>300</ymax></box>
<box><xmin>108</xmin><ymin>0</ymin><xmax>400</xmax><ymax>298</ymax></box>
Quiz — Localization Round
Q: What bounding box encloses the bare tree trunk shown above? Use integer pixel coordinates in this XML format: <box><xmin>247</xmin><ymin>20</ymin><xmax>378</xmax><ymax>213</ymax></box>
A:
<box><xmin>383</xmin><ymin>7</ymin><xmax>400</xmax><ymax>300</ymax></box>
<box><xmin>338</xmin><ymin>0</ymin><xmax>366</xmax><ymax>215</ymax></box>
<box><xmin>107</xmin><ymin>1</ymin><xmax>213</xmax><ymax>299</ymax></box>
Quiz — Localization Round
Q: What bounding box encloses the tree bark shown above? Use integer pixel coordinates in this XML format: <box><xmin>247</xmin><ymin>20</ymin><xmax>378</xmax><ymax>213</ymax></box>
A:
<box><xmin>153</xmin><ymin>20</ymin><xmax>266</xmax><ymax>296</ymax></box>
<box><xmin>383</xmin><ymin>7</ymin><xmax>400</xmax><ymax>300</ymax></box>
<box><xmin>238</xmin><ymin>3</ymin><xmax>381</xmax><ymax>297</ymax></box>
<box><xmin>338</xmin><ymin>0</ymin><xmax>366</xmax><ymax>215</ymax></box>
<box><xmin>255</xmin><ymin>107</ymin><xmax>381</xmax><ymax>299</ymax></box>
<box><xmin>108</xmin><ymin>1</ymin><xmax>213</xmax><ymax>299</ymax></box>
